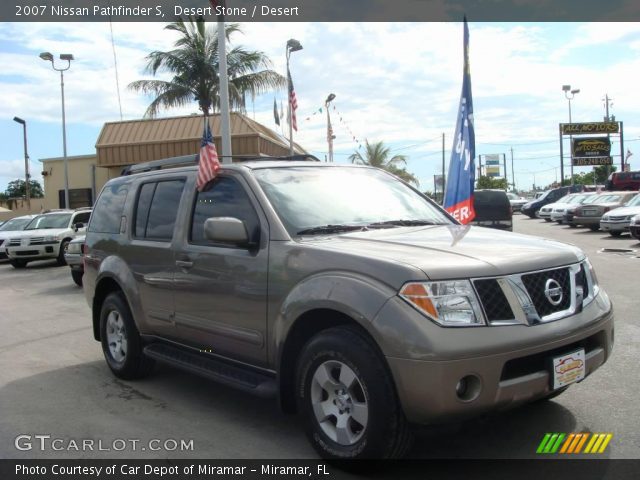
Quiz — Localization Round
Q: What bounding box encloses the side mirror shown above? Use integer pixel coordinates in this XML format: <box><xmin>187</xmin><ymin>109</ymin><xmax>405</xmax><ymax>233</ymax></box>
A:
<box><xmin>74</xmin><ymin>222</ymin><xmax>84</xmax><ymax>231</ymax></box>
<box><xmin>204</xmin><ymin>217</ymin><xmax>250</xmax><ymax>248</ymax></box>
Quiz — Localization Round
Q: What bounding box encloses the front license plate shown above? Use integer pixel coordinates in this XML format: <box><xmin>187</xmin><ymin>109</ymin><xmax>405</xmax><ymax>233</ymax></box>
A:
<box><xmin>552</xmin><ymin>350</ymin><xmax>586</xmax><ymax>390</ymax></box>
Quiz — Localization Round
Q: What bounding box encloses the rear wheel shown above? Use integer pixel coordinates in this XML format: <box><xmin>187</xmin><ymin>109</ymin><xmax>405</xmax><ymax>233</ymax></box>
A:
<box><xmin>10</xmin><ymin>259</ymin><xmax>27</xmax><ymax>269</ymax></box>
<box><xmin>296</xmin><ymin>326</ymin><xmax>412</xmax><ymax>459</ymax></box>
<box><xmin>608</xmin><ymin>231</ymin><xmax>622</xmax><ymax>237</ymax></box>
<box><xmin>100</xmin><ymin>292</ymin><xmax>154</xmax><ymax>379</ymax></box>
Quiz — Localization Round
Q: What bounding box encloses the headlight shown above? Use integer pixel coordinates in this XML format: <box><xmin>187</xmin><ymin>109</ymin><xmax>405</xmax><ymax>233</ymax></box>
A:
<box><xmin>631</xmin><ymin>216</ymin><xmax>640</xmax><ymax>226</ymax></box>
<box><xmin>399</xmin><ymin>280</ymin><xmax>485</xmax><ymax>327</ymax></box>
<box><xmin>43</xmin><ymin>235</ymin><xmax>58</xmax><ymax>242</ymax></box>
<box><xmin>601</xmin><ymin>215</ymin><xmax>609</xmax><ymax>221</ymax></box>
<box><xmin>585</xmin><ymin>259</ymin><xmax>600</xmax><ymax>301</ymax></box>
<box><xmin>67</xmin><ymin>242</ymin><xmax>82</xmax><ymax>254</ymax></box>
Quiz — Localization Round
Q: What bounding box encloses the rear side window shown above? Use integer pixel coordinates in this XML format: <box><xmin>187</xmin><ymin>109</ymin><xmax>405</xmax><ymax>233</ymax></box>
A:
<box><xmin>190</xmin><ymin>176</ymin><xmax>260</xmax><ymax>246</ymax></box>
<box><xmin>89</xmin><ymin>182</ymin><xmax>128</xmax><ymax>234</ymax></box>
<box><xmin>73</xmin><ymin>211</ymin><xmax>91</xmax><ymax>225</ymax></box>
<box><xmin>134</xmin><ymin>179</ymin><xmax>185</xmax><ymax>241</ymax></box>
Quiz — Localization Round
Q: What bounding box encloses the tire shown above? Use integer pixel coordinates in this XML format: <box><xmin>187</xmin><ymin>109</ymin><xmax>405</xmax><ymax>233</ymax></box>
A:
<box><xmin>71</xmin><ymin>269</ymin><xmax>83</xmax><ymax>287</ymax></box>
<box><xmin>10</xmin><ymin>259</ymin><xmax>27</xmax><ymax>269</ymax></box>
<box><xmin>296</xmin><ymin>326</ymin><xmax>412</xmax><ymax>459</ymax></box>
<box><xmin>568</xmin><ymin>223</ymin><xmax>577</xmax><ymax>228</ymax></box>
<box><xmin>589</xmin><ymin>225</ymin><xmax>599</xmax><ymax>232</ymax></box>
<box><xmin>544</xmin><ymin>218</ymin><xmax>551</xmax><ymax>222</ymax></box>
<box><xmin>99</xmin><ymin>292</ymin><xmax>154</xmax><ymax>380</ymax></box>
<box><xmin>57</xmin><ymin>239</ymin><xmax>70</xmax><ymax>266</ymax></box>
<box><xmin>609</xmin><ymin>231</ymin><xmax>622</xmax><ymax>237</ymax></box>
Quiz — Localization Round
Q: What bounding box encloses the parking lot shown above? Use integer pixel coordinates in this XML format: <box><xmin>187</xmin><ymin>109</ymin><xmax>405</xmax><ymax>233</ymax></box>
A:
<box><xmin>0</xmin><ymin>214</ymin><xmax>638</xmax><ymax>459</ymax></box>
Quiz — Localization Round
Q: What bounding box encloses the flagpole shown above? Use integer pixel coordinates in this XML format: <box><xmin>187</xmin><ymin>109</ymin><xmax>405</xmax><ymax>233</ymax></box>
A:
<box><xmin>212</xmin><ymin>2</ymin><xmax>232</xmax><ymax>163</ymax></box>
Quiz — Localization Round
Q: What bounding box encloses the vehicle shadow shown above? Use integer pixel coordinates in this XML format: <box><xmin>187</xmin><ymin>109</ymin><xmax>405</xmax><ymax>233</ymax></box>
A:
<box><xmin>22</xmin><ymin>260</ymin><xmax>62</xmax><ymax>270</ymax></box>
<box><xmin>0</xmin><ymin>360</ymin><xmax>312</xmax><ymax>459</ymax></box>
<box><xmin>409</xmin><ymin>400</ymin><xmax>577</xmax><ymax>458</ymax></box>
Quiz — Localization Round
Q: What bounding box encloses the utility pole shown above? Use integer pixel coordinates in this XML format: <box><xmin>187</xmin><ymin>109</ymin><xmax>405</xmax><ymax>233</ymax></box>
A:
<box><xmin>603</xmin><ymin>93</ymin><xmax>614</xmax><ymax>178</ymax></box>
<box><xmin>510</xmin><ymin>147</ymin><xmax>515</xmax><ymax>191</ymax></box>
<box><xmin>441</xmin><ymin>132</ymin><xmax>445</xmax><ymax>203</ymax></box>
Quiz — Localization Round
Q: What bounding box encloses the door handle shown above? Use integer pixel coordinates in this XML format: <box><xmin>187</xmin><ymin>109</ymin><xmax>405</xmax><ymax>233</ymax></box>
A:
<box><xmin>175</xmin><ymin>260</ymin><xmax>193</xmax><ymax>269</ymax></box>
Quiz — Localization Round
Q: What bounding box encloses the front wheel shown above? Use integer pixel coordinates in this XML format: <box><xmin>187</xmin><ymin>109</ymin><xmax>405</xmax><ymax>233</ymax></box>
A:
<box><xmin>57</xmin><ymin>240</ymin><xmax>70</xmax><ymax>265</ymax></box>
<box><xmin>71</xmin><ymin>269</ymin><xmax>83</xmax><ymax>286</ymax></box>
<box><xmin>609</xmin><ymin>231</ymin><xmax>622</xmax><ymax>237</ymax></box>
<box><xmin>296</xmin><ymin>326</ymin><xmax>412</xmax><ymax>459</ymax></box>
<box><xmin>99</xmin><ymin>292</ymin><xmax>154</xmax><ymax>379</ymax></box>
<box><xmin>589</xmin><ymin>225</ymin><xmax>600</xmax><ymax>232</ymax></box>
<box><xmin>10</xmin><ymin>259</ymin><xmax>27</xmax><ymax>269</ymax></box>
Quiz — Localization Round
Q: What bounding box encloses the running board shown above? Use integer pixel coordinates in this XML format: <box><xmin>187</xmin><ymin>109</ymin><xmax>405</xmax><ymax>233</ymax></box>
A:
<box><xmin>143</xmin><ymin>343</ymin><xmax>277</xmax><ymax>399</ymax></box>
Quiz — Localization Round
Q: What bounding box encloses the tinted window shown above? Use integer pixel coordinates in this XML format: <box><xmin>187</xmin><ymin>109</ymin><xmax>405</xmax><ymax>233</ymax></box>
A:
<box><xmin>89</xmin><ymin>181</ymin><xmax>129</xmax><ymax>234</ymax></box>
<box><xmin>73</xmin><ymin>212</ymin><xmax>91</xmax><ymax>225</ymax></box>
<box><xmin>135</xmin><ymin>180</ymin><xmax>185</xmax><ymax>241</ymax></box>
<box><xmin>190</xmin><ymin>177</ymin><xmax>260</xmax><ymax>246</ymax></box>
<box><xmin>134</xmin><ymin>183</ymin><xmax>156</xmax><ymax>238</ymax></box>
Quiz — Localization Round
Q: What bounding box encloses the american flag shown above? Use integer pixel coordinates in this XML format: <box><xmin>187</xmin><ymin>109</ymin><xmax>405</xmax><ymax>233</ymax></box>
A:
<box><xmin>196</xmin><ymin>122</ymin><xmax>221</xmax><ymax>192</ymax></box>
<box><xmin>288</xmin><ymin>68</ymin><xmax>298</xmax><ymax>131</ymax></box>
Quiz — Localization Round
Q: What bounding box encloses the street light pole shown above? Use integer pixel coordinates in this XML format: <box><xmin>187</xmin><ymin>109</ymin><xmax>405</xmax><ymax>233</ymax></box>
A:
<box><xmin>286</xmin><ymin>39</ymin><xmax>302</xmax><ymax>156</ymax></box>
<box><xmin>562</xmin><ymin>84</ymin><xmax>580</xmax><ymax>186</ymax></box>
<box><xmin>325</xmin><ymin>93</ymin><xmax>336</xmax><ymax>162</ymax></box>
<box><xmin>12</xmin><ymin>117</ymin><xmax>30</xmax><ymax>204</ymax></box>
<box><xmin>41</xmin><ymin>52</ymin><xmax>73</xmax><ymax>209</ymax></box>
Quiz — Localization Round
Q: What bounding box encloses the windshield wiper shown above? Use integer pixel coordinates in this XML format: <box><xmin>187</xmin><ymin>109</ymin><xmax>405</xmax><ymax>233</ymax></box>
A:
<box><xmin>297</xmin><ymin>224</ymin><xmax>367</xmax><ymax>235</ymax></box>
<box><xmin>367</xmin><ymin>219</ymin><xmax>440</xmax><ymax>228</ymax></box>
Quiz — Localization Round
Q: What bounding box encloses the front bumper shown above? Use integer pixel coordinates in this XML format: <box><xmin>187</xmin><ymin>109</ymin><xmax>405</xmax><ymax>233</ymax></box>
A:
<box><xmin>600</xmin><ymin>220</ymin><xmax>630</xmax><ymax>233</ymax></box>
<box><xmin>374</xmin><ymin>291</ymin><xmax>614</xmax><ymax>425</ymax></box>
<box><xmin>6</xmin><ymin>244</ymin><xmax>59</xmax><ymax>261</ymax></box>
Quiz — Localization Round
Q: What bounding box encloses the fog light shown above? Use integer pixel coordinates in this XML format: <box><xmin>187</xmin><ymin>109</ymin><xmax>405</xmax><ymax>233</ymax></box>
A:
<box><xmin>455</xmin><ymin>374</ymin><xmax>481</xmax><ymax>402</ymax></box>
<box><xmin>45</xmin><ymin>246</ymin><xmax>54</xmax><ymax>253</ymax></box>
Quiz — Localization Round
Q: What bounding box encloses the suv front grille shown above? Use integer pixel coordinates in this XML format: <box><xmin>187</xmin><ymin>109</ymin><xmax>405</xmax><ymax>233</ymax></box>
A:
<box><xmin>8</xmin><ymin>239</ymin><xmax>21</xmax><ymax>246</ymax></box>
<box><xmin>521</xmin><ymin>267</ymin><xmax>571</xmax><ymax>317</ymax></box>
<box><xmin>472</xmin><ymin>261</ymin><xmax>595</xmax><ymax>326</ymax></box>
<box><xmin>28</xmin><ymin>237</ymin><xmax>46</xmax><ymax>245</ymax></box>
<box><xmin>473</xmin><ymin>279</ymin><xmax>514</xmax><ymax>321</ymax></box>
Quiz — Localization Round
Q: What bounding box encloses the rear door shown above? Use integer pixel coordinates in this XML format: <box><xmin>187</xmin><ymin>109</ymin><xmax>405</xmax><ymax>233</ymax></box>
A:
<box><xmin>172</xmin><ymin>174</ymin><xmax>270</xmax><ymax>367</ymax></box>
<box><xmin>122</xmin><ymin>177</ymin><xmax>187</xmax><ymax>337</ymax></box>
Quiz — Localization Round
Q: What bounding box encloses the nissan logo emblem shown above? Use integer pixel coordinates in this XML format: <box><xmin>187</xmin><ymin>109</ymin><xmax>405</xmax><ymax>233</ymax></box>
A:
<box><xmin>544</xmin><ymin>278</ymin><xmax>564</xmax><ymax>306</ymax></box>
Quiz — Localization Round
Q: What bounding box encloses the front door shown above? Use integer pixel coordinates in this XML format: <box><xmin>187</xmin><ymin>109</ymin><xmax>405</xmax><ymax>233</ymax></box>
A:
<box><xmin>173</xmin><ymin>175</ymin><xmax>269</xmax><ymax>367</ymax></box>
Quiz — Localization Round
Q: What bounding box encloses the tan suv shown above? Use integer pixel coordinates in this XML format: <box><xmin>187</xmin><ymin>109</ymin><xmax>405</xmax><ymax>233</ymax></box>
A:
<box><xmin>83</xmin><ymin>156</ymin><xmax>614</xmax><ymax>459</ymax></box>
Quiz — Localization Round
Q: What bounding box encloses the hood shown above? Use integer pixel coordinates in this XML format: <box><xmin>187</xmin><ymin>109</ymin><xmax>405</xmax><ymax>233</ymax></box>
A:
<box><xmin>603</xmin><ymin>206</ymin><xmax>640</xmax><ymax>217</ymax></box>
<box><xmin>0</xmin><ymin>230</ymin><xmax>27</xmax><ymax>240</ymax></box>
<box><xmin>8</xmin><ymin>228</ymin><xmax>67</xmax><ymax>239</ymax></box>
<box><xmin>302</xmin><ymin>225</ymin><xmax>583</xmax><ymax>280</ymax></box>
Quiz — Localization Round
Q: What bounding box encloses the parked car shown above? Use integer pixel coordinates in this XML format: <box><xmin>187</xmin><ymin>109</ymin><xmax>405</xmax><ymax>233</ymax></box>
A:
<box><xmin>0</xmin><ymin>214</ymin><xmax>36</xmax><ymax>260</ymax></box>
<box><xmin>5</xmin><ymin>208</ymin><xmax>91</xmax><ymax>268</ymax></box>
<box><xmin>562</xmin><ymin>194</ymin><xmax>610</xmax><ymax>226</ymax></box>
<box><xmin>599</xmin><ymin>193</ymin><xmax>640</xmax><ymax>237</ymax></box>
<box><xmin>472</xmin><ymin>189</ymin><xmax>513</xmax><ymax>231</ymax></box>
<box><xmin>568</xmin><ymin>192</ymin><xmax>637</xmax><ymax>231</ymax></box>
<box><xmin>550</xmin><ymin>193</ymin><xmax>596</xmax><ymax>223</ymax></box>
<box><xmin>506</xmin><ymin>192</ymin><xmax>528</xmax><ymax>212</ymax></box>
<box><xmin>84</xmin><ymin>156</ymin><xmax>612</xmax><ymax>460</ymax></box>
<box><xmin>629</xmin><ymin>214</ymin><xmax>640</xmax><ymax>241</ymax></box>
<box><xmin>538</xmin><ymin>193</ymin><xmax>587</xmax><ymax>222</ymax></box>
<box><xmin>605</xmin><ymin>171</ymin><xmax>640</xmax><ymax>191</ymax></box>
<box><xmin>64</xmin><ymin>235</ymin><xmax>85</xmax><ymax>286</ymax></box>
<box><xmin>521</xmin><ymin>185</ymin><xmax>584</xmax><ymax>218</ymax></box>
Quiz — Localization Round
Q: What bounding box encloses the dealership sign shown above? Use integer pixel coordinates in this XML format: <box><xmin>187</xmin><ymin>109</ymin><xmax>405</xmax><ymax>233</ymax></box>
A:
<box><xmin>572</xmin><ymin>137</ymin><xmax>612</xmax><ymax>166</ymax></box>
<box><xmin>561</xmin><ymin>122</ymin><xmax>619</xmax><ymax>135</ymax></box>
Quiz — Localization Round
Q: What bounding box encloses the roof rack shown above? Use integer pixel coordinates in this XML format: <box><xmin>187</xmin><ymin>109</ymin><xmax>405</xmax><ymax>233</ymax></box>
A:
<box><xmin>121</xmin><ymin>153</ymin><xmax>321</xmax><ymax>176</ymax></box>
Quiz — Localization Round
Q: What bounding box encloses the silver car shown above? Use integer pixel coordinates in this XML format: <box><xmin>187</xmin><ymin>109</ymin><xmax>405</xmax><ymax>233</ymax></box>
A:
<box><xmin>600</xmin><ymin>193</ymin><xmax>640</xmax><ymax>237</ymax></box>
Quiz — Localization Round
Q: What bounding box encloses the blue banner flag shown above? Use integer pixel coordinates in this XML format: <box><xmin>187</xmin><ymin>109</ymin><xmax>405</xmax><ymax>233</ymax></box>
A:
<box><xmin>443</xmin><ymin>17</ymin><xmax>476</xmax><ymax>224</ymax></box>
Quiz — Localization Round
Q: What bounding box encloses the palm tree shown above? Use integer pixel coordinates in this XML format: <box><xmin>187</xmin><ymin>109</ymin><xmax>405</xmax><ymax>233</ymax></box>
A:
<box><xmin>129</xmin><ymin>18</ymin><xmax>286</xmax><ymax>118</ymax></box>
<box><xmin>349</xmin><ymin>140</ymin><xmax>419</xmax><ymax>186</ymax></box>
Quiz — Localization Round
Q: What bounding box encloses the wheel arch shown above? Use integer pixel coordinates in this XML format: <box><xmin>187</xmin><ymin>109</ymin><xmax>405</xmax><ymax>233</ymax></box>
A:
<box><xmin>92</xmin><ymin>276</ymin><xmax>126</xmax><ymax>341</ymax></box>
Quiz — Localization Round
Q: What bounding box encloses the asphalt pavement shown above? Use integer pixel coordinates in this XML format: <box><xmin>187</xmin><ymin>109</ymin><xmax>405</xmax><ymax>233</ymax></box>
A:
<box><xmin>0</xmin><ymin>215</ymin><xmax>638</xmax><ymax>459</ymax></box>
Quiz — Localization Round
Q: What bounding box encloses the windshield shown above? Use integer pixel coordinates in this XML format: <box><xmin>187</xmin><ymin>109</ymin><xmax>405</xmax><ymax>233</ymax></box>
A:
<box><xmin>253</xmin><ymin>166</ymin><xmax>452</xmax><ymax>235</ymax></box>
<box><xmin>25</xmin><ymin>214</ymin><xmax>72</xmax><ymax>230</ymax></box>
<box><xmin>625</xmin><ymin>194</ymin><xmax>640</xmax><ymax>207</ymax></box>
<box><xmin>0</xmin><ymin>217</ymin><xmax>32</xmax><ymax>231</ymax></box>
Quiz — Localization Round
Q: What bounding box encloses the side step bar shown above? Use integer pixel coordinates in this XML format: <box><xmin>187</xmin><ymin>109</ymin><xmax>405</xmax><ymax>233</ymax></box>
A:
<box><xmin>143</xmin><ymin>343</ymin><xmax>277</xmax><ymax>399</ymax></box>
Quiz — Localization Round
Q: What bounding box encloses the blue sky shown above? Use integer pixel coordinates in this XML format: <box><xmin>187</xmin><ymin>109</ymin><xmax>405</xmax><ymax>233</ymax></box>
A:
<box><xmin>1</xmin><ymin>21</ymin><xmax>640</xmax><ymax>195</ymax></box>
